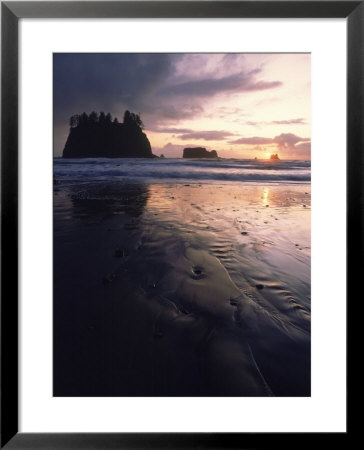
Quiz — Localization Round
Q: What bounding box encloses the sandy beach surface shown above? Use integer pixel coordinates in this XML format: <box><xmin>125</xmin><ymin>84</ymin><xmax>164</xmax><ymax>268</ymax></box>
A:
<box><xmin>54</xmin><ymin>171</ymin><xmax>310</xmax><ymax>397</ymax></box>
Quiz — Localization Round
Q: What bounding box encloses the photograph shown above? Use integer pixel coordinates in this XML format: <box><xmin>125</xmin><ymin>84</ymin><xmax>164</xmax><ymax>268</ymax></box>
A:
<box><xmin>53</xmin><ymin>53</ymin><xmax>311</xmax><ymax>397</ymax></box>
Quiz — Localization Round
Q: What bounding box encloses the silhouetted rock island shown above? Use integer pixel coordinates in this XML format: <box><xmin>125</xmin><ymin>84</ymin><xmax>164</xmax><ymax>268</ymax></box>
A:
<box><xmin>270</xmin><ymin>153</ymin><xmax>280</xmax><ymax>160</ymax></box>
<box><xmin>63</xmin><ymin>110</ymin><xmax>154</xmax><ymax>158</ymax></box>
<box><xmin>183</xmin><ymin>147</ymin><xmax>218</xmax><ymax>158</ymax></box>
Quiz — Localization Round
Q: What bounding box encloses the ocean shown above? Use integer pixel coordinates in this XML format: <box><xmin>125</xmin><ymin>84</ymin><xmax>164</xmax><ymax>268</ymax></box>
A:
<box><xmin>54</xmin><ymin>157</ymin><xmax>311</xmax><ymax>185</ymax></box>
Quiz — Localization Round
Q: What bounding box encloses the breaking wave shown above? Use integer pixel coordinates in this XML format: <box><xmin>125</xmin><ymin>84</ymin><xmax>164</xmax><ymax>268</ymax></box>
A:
<box><xmin>54</xmin><ymin>157</ymin><xmax>311</xmax><ymax>185</ymax></box>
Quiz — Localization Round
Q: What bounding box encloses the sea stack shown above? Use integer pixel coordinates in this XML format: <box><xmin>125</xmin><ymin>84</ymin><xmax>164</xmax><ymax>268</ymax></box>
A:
<box><xmin>183</xmin><ymin>147</ymin><xmax>218</xmax><ymax>158</ymax></box>
<box><xmin>62</xmin><ymin>110</ymin><xmax>154</xmax><ymax>158</ymax></box>
<box><xmin>270</xmin><ymin>153</ymin><xmax>280</xmax><ymax>160</ymax></box>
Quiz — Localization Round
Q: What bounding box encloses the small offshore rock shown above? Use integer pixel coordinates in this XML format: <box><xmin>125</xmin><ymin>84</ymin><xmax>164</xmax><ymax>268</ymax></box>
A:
<box><xmin>256</xmin><ymin>284</ymin><xmax>264</xmax><ymax>290</ymax></box>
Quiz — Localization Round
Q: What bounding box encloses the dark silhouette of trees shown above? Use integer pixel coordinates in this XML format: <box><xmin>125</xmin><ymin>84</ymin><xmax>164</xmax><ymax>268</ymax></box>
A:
<box><xmin>68</xmin><ymin>110</ymin><xmax>144</xmax><ymax>131</ymax></box>
<box><xmin>123</xmin><ymin>110</ymin><xmax>144</xmax><ymax>129</ymax></box>
<box><xmin>80</xmin><ymin>112</ymin><xmax>89</xmax><ymax>125</ymax></box>
<box><xmin>99</xmin><ymin>111</ymin><xmax>106</xmax><ymax>124</ymax></box>
<box><xmin>89</xmin><ymin>111</ymin><xmax>98</xmax><ymax>123</ymax></box>
<box><xmin>134</xmin><ymin>113</ymin><xmax>144</xmax><ymax>129</ymax></box>
<box><xmin>70</xmin><ymin>114</ymin><xmax>80</xmax><ymax>128</ymax></box>
<box><xmin>123</xmin><ymin>110</ymin><xmax>131</xmax><ymax>125</ymax></box>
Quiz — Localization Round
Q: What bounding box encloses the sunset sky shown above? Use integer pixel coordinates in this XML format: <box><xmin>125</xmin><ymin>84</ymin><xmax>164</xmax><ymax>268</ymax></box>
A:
<box><xmin>54</xmin><ymin>53</ymin><xmax>310</xmax><ymax>159</ymax></box>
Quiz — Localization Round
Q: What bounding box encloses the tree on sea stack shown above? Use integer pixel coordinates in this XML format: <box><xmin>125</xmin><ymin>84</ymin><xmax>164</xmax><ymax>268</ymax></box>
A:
<box><xmin>123</xmin><ymin>110</ymin><xmax>144</xmax><ymax>129</ymax></box>
<box><xmin>80</xmin><ymin>112</ymin><xmax>89</xmax><ymax>125</ymax></box>
<box><xmin>89</xmin><ymin>111</ymin><xmax>98</xmax><ymax>123</ymax></box>
<box><xmin>99</xmin><ymin>111</ymin><xmax>106</xmax><ymax>124</ymax></box>
<box><xmin>69</xmin><ymin>114</ymin><xmax>80</xmax><ymax>128</ymax></box>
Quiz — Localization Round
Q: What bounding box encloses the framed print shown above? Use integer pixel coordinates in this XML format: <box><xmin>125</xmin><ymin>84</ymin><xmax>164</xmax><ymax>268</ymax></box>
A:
<box><xmin>1</xmin><ymin>1</ymin><xmax>356</xmax><ymax>448</ymax></box>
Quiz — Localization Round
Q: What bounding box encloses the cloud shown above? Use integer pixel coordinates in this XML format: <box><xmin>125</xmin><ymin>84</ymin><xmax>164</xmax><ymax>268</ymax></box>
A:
<box><xmin>274</xmin><ymin>133</ymin><xmax>304</xmax><ymax>148</ymax></box>
<box><xmin>161</xmin><ymin>71</ymin><xmax>282</xmax><ymax>97</ymax></box>
<box><xmin>228</xmin><ymin>136</ymin><xmax>275</xmax><ymax>145</ymax></box>
<box><xmin>228</xmin><ymin>133</ymin><xmax>311</xmax><ymax>157</ymax></box>
<box><xmin>149</xmin><ymin>127</ymin><xmax>193</xmax><ymax>133</ymax></box>
<box><xmin>294</xmin><ymin>141</ymin><xmax>311</xmax><ymax>154</ymax></box>
<box><xmin>173</xmin><ymin>54</ymin><xmax>249</xmax><ymax>80</ymax></box>
<box><xmin>53</xmin><ymin>53</ymin><xmax>176</xmax><ymax>117</ymax></box>
<box><xmin>151</xmin><ymin>104</ymin><xmax>204</xmax><ymax>122</ymax></box>
<box><xmin>247</xmin><ymin>118</ymin><xmax>306</xmax><ymax>126</ymax></box>
<box><xmin>208</xmin><ymin>106</ymin><xmax>247</xmax><ymax>120</ymax></box>
<box><xmin>273</xmin><ymin>118</ymin><xmax>306</xmax><ymax>125</ymax></box>
<box><xmin>176</xmin><ymin>130</ymin><xmax>235</xmax><ymax>141</ymax></box>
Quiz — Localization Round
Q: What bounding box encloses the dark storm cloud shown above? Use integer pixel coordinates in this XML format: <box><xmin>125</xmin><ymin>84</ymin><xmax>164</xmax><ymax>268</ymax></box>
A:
<box><xmin>53</xmin><ymin>53</ymin><xmax>176</xmax><ymax>120</ymax></box>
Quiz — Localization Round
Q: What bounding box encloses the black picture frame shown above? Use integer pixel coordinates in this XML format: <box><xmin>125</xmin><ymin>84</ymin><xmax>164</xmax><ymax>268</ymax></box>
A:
<box><xmin>1</xmin><ymin>1</ymin><xmax>355</xmax><ymax>448</ymax></box>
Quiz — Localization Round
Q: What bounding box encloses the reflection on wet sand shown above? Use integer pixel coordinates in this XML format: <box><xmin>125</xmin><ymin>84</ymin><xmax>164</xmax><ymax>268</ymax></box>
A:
<box><xmin>69</xmin><ymin>182</ymin><xmax>150</xmax><ymax>218</ymax></box>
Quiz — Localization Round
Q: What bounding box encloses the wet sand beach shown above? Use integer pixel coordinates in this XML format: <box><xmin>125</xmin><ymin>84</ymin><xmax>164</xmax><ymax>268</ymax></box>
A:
<box><xmin>54</xmin><ymin>179</ymin><xmax>310</xmax><ymax>397</ymax></box>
